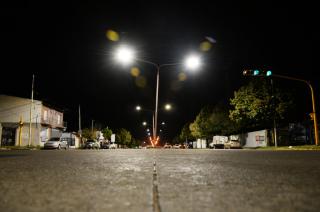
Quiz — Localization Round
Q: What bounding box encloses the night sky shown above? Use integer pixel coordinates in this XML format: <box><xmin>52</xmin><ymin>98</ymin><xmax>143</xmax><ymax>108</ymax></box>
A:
<box><xmin>1</xmin><ymin>1</ymin><xmax>318</xmax><ymax>141</ymax></box>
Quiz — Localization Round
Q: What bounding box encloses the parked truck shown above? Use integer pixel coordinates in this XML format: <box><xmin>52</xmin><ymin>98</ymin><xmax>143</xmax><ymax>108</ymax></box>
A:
<box><xmin>209</xmin><ymin>136</ymin><xmax>228</xmax><ymax>149</ymax></box>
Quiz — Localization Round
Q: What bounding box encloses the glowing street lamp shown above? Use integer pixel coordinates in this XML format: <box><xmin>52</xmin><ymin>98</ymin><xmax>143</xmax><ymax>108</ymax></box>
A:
<box><xmin>185</xmin><ymin>54</ymin><xmax>202</xmax><ymax>71</ymax></box>
<box><xmin>142</xmin><ymin>121</ymin><xmax>147</xmax><ymax>126</ymax></box>
<box><xmin>114</xmin><ymin>45</ymin><xmax>135</xmax><ymax>66</ymax></box>
<box><xmin>136</xmin><ymin>105</ymin><xmax>141</xmax><ymax>111</ymax></box>
<box><xmin>164</xmin><ymin>104</ymin><xmax>172</xmax><ymax>111</ymax></box>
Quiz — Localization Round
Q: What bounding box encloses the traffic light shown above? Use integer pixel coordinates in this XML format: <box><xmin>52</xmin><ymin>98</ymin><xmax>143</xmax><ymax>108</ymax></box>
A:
<box><xmin>243</xmin><ymin>69</ymin><xmax>272</xmax><ymax>77</ymax></box>
<box><xmin>266</xmin><ymin>70</ymin><xmax>272</xmax><ymax>76</ymax></box>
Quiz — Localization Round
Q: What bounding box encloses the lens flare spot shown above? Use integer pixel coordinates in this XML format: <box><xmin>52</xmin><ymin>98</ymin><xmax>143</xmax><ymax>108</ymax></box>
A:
<box><xmin>130</xmin><ymin>67</ymin><xmax>140</xmax><ymax>77</ymax></box>
<box><xmin>135</xmin><ymin>76</ymin><xmax>147</xmax><ymax>88</ymax></box>
<box><xmin>106</xmin><ymin>29</ymin><xmax>119</xmax><ymax>41</ymax></box>
<box><xmin>200</xmin><ymin>41</ymin><xmax>212</xmax><ymax>51</ymax></box>
<box><xmin>178</xmin><ymin>72</ymin><xmax>187</xmax><ymax>81</ymax></box>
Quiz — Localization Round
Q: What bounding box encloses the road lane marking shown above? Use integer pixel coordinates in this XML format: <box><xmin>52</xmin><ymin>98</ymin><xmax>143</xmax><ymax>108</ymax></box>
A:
<box><xmin>153</xmin><ymin>160</ymin><xmax>161</xmax><ymax>212</ymax></box>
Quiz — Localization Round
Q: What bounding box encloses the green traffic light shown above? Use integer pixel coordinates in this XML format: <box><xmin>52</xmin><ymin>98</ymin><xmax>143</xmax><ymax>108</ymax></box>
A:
<box><xmin>266</xmin><ymin>70</ymin><xmax>272</xmax><ymax>76</ymax></box>
<box><xmin>253</xmin><ymin>70</ymin><xmax>260</xmax><ymax>76</ymax></box>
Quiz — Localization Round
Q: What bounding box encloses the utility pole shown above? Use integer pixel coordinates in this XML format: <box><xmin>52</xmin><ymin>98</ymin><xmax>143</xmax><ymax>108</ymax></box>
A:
<box><xmin>19</xmin><ymin>116</ymin><xmax>23</xmax><ymax>146</ymax></box>
<box><xmin>28</xmin><ymin>74</ymin><xmax>34</xmax><ymax>147</ymax></box>
<box><xmin>91</xmin><ymin>119</ymin><xmax>94</xmax><ymax>137</ymax></box>
<box><xmin>271</xmin><ymin>78</ymin><xmax>278</xmax><ymax>147</ymax></box>
<box><xmin>78</xmin><ymin>105</ymin><xmax>82</xmax><ymax>146</ymax></box>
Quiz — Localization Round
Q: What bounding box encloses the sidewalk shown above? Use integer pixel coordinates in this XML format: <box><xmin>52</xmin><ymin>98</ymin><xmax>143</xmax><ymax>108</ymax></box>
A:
<box><xmin>0</xmin><ymin>146</ymin><xmax>39</xmax><ymax>151</ymax></box>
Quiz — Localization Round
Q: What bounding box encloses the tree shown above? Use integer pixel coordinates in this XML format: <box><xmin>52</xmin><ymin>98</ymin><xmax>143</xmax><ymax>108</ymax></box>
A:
<box><xmin>189</xmin><ymin>106</ymin><xmax>214</xmax><ymax>139</ymax></box>
<box><xmin>116</xmin><ymin>128</ymin><xmax>132</xmax><ymax>147</ymax></box>
<box><xmin>101</xmin><ymin>127</ymin><xmax>112</xmax><ymax>141</ymax></box>
<box><xmin>179</xmin><ymin>123</ymin><xmax>194</xmax><ymax>142</ymax></box>
<box><xmin>131</xmin><ymin>138</ymin><xmax>141</xmax><ymax>148</ymax></box>
<box><xmin>172</xmin><ymin>136</ymin><xmax>180</xmax><ymax>144</ymax></box>
<box><xmin>189</xmin><ymin>104</ymin><xmax>238</xmax><ymax>139</ymax></box>
<box><xmin>229</xmin><ymin>79</ymin><xmax>293</xmax><ymax>131</ymax></box>
<box><xmin>209</xmin><ymin>104</ymin><xmax>238</xmax><ymax>135</ymax></box>
<box><xmin>82</xmin><ymin>128</ymin><xmax>93</xmax><ymax>139</ymax></box>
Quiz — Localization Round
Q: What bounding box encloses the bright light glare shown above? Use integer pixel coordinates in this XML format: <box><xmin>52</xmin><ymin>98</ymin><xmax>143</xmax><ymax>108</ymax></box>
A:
<box><xmin>185</xmin><ymin>54</ymin><xmax>201</xmax><ymax>70</ymax></box>
<box><xmin>161</xmin><ymin>122</ymin><xmax>165</xmax><ymax>125</ymax></box>
<box><xmin>142</xmin><ymin>121</ymin><xmax>147</xmax><ymax>126</ymax></box>
<box><xmin>165</xmin><ymin>104</ymin><xmax>172</xmax><ymax>110</ymax></box>
<box><xmin>136</xmin><ymin>105</ymin><xmax>141</xmax><ymax>111</ymax></box>
<box><xmin>115</xmin><ymin>46</ymin><xmax>135</xmax><ymax>65</ymax></box>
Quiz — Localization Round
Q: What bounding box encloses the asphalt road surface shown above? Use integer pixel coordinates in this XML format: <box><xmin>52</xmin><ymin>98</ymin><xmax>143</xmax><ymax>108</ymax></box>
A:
<box><xmin>1</xmin><ymin>149</ymin><xmax>320</xmax><ymax>212</ymax></box>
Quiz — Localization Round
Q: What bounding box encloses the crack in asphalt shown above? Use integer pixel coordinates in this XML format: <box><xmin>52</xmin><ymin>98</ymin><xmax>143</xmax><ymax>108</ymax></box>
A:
<box><xmin>153</xmin><ymin>161</ymin><xmax>161</xmax><ymax>212</ymax></box>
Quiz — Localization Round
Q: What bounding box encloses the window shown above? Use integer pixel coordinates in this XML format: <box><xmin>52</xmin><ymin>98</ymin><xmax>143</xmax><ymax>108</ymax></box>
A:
<box><xmin>255</xmin><ymin>135</ymin><xmax>265</xmax><ymax>144</ymax></box>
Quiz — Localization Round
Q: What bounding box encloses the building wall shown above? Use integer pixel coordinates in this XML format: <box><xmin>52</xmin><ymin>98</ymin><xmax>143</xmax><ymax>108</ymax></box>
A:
<box><xmin>10</xmin><ymin>124</ymin><xmax>62</xmax><ymax>147</ymax></box>
<box><xmin>0</xmin><ymin>95</ymin><xmax>42</xmax><ymax>124</ymax></box>
<box><xmin>13</xmin><ymin>123</ymin><xmax>43</xmax><ymax>146</ymax></box>
<box><xmin>0</xmin><ymin>123</ymin><xmax>2</xmax><ymax>145</ymax></box>
<box><xmin>0</xmin><ymin>95</ymin><xmax>64</xmax><ymax>147</ymax></box>
<box><xmin>41</xmin><ymin>106</ymin><xmax>64</xmax><ymax>128</ymax></box>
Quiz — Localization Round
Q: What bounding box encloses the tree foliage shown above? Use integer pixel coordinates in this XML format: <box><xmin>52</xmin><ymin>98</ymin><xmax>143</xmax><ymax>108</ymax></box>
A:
<box><xmin>209</xmin><ymin>105</ymin><xmax>238</xmax><ymax>135</ymax></box>
<box><xmin>101</xmin><ymin>127</ymin><xmax>113</xmax><ymax>140</ymax></box>
<box><xmin>189</xmin><ymin>104</ymin><xmax>237</xmax><ymax>139</ymax></box>
<box><xmin>189</xmin><ymin>106</ymin><xmax>212</xmax><ymax>138</ymax></box>
<box><xmin>229</xmin><ymin>79</ymin><xmax>293</xmax><ymax>130</ymax></box>
<box><xmin>116</xmin><ymin>128</ymin><xmax>132</xmax><ymax>147</ymax></box>
<box><xmin>81</xmin><ymin>128</ymin><xmax>94</xmax><ymax>139</ymax></box>
<box><xmin>179</xmin><ymin>123</ymin><xmax>194</xmax><ymax>142</ymax></box>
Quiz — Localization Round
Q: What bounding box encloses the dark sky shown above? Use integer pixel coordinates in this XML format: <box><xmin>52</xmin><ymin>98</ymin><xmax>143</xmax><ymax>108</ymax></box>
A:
<box><xmin>1</xmin><ymin>1</ymin><xmax>318</xmax><ymax>141</ymax></box>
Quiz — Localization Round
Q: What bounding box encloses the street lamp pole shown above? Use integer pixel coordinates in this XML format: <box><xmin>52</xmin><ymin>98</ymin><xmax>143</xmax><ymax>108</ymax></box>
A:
<box><xmin>138</xmin><ymin>60</ymin><xmax>197</xmax><ymax>143</ymax></box>
<box><xmin>115</xmin><ymin>47</ymin><xmax>201</xmax><ymax>144</ymax></box>
<box><xmin>153</xmin><ymin>112</ymin><xmax>155</xmax><ymax>141</ymax></box>
<box><xmin>91</xmin><ymin>119</ymin><xmax>94</xmax><ymax>136</ymax></box>
<box><xmin>154</xmin><ymin>66</ymin><xmax>160</xmax><ymax>141</ymax></box>
<box><xmin>135</xmin><ymin>59</ymin><xmax>180</xmax><ymax>142</ymax></box>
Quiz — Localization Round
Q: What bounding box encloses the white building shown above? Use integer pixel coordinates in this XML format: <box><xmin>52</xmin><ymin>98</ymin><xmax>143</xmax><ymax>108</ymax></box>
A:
<box><xmin>0</xmin><ymin>95</ymin><xmax>64</xmax><ymax>147</ymax></box>
<box><xmin>237</xmin><ymin>129</ymin><xmax>268</xmax><ymax>148</ymax></box>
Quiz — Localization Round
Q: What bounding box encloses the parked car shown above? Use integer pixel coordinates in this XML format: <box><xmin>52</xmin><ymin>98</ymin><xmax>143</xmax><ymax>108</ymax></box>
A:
<box><xmin>163</xmin><ymin>143</ymin><xmax>172</xmax><ymax>148</ymax></box>
<box><xmin>109</xmin><ymin>143</ymin><xmax>117</xmax><ymax>149</ymax></box>
<box><xmin>84</xmin><ymin>140</ymin><xmax>100</xmax><ymax>149</ymax></box>
<box><xmin>179</xmin><ymin>144</ymin><xmax>186</xmax><ymax>149</ymax></box>
<box><xmin>173</xmin><ymin>144</ymin><xmax>181</xmax><ymax>149</ymax></box>
<box><xmin>224</xmin><ymin>140</ymin><xmax>242</xmax><ymax>149</ymax></box>
<box><xmin>44</xmin><ymin>137</ymin><xmax>68</xmax><ymax>150</ymax></box>
<box><xmin>100</xmin><ymin>141</ymin><xmax>109</xmax><ymax>149</ymax></box>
